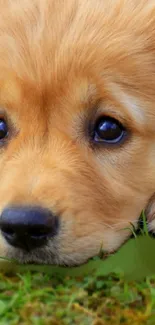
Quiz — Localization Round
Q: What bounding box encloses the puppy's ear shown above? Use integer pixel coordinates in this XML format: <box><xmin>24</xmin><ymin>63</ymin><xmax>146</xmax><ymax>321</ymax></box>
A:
<box><xmin>145</xmin><ymin>193</ymin><xmax>155</xmax><ymax>233</ymax></box>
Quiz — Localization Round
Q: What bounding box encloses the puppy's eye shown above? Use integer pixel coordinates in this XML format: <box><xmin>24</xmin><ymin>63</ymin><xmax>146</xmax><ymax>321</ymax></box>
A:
<box><xmin>93</xmin><ymin>116</ymin><xmax>125</xmax><ymax>144</ymax></box>
<box><xmin>0</xmin><ymin>119</ymin><xmax>8</xmax><ymax>140</ymax></box>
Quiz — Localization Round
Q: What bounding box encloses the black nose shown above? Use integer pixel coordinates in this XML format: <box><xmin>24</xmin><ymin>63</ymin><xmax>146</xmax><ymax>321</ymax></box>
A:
<box><xmin>0</xmin><ymin>206</ymin><xmax>59</xmax><ymax>251</ymax></box>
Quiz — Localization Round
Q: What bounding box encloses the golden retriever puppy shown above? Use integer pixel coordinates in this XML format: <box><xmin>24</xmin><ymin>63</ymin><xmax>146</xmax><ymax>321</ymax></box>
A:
<box><xmin>0</xmin><ymin>0</ymin><xmax>154</xmax><ymax>265</ymax></box>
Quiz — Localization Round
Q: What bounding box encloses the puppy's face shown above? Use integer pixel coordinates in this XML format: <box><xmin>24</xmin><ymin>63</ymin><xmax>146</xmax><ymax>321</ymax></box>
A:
<box><xmin>0</xmin><ymin>0</ymin><xmax>155</xmax><ymax>265</ymax></box>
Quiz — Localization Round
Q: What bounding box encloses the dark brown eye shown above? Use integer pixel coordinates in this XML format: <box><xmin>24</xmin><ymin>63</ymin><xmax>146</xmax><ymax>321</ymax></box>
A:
<box><xmin>0</xmin><ymin>119</ymin><xmax>8</xmax><ymax>140</ymax></box>
<box><xmin>93</xmin><ymin>116</ymin><xmax>126</xmax><ymax>144</ymax></box>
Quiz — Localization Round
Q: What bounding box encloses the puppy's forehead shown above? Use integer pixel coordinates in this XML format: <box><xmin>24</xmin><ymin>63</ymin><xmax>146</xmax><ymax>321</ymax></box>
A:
<box><xmin>0</xmin><ymin>0</ymin><xmax>155</xmax><ymax>83</ymax></box>
<box><xmin>0</xmin><ymin>0</ymin><xmax>155</xmax><ymax>118</ymax></box>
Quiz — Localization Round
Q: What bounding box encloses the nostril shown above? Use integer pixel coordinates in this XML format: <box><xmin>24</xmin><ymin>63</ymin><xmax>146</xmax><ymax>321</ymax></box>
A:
<box><xmin>26</xmin><ymin>226</ymin><xmax>53</xmax><ymax>239</ymax></box>
<box><xmin>1</xmin><ymin>224</ymin><xmax>16</xmax><ymax>245</ymax></box>
<box><xmin>1</xmin><ymin>225</ymin><xmax>15</xmax><ymax>236</ymax></box>
<box><xmin>1</xmin><ymin>224</ymin><xmax>51</xmax><ymax>239</ymax></box>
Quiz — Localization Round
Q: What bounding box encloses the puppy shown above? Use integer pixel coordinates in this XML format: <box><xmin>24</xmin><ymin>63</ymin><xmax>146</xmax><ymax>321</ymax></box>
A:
<box><xmin>0</xmin><ymin>0</ymin><xmax>155</xmax><ymax>265</ymax></box>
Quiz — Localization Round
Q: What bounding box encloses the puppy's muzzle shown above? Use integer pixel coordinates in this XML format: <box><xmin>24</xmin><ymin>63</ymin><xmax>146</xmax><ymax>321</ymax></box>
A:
<box><xmin>0</xmin><ymin>206</ymin><xmax>59</xmax><ymax>251</ymax></box>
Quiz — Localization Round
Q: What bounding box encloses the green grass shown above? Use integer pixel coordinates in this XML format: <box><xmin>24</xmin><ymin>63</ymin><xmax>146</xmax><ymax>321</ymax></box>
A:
<box><xmin>0</xmin><ymin>271</ymin><xmax>155</xmax><ymax>324</ymax></box>
<box><xmin>0</xmin><ymin>213</ymin><xmax>154</xmax><ymax>325</ymax></box>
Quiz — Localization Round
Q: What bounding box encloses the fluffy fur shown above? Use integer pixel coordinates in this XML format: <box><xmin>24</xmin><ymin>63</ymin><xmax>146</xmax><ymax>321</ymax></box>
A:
<box><xmin>0</xmin><ymin>0</ymin><xmax>155</xmax><ymax>265</ymax></box>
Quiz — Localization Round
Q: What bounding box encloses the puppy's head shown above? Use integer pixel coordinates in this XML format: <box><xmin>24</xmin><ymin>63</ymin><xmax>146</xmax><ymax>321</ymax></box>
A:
<box><xmin>0</xmin><ymin>0</ymin><xmax>155</xmax><ymax>265</ymax></box>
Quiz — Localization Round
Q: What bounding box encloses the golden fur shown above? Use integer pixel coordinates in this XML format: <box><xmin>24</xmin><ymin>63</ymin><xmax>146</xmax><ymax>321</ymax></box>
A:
<box><xmin>0</xmin><ymin>0</ymin><xmax>155</xmax><ymax>265</ymax></box>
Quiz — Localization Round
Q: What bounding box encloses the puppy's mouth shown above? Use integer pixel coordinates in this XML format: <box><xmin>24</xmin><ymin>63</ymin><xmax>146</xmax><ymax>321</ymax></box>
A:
<box><xmin>6</xmin><ymin>242</ymin><xmax>61</xmax><ymax>265</ymax></box>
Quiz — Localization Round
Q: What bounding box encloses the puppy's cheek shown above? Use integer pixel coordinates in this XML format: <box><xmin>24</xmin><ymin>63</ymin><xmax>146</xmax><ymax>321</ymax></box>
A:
<box><xmin>145</xmin><ymin>193</ymin><xmax>155</xmax><ymax>232</ymax></box>
<box><xmin>58</xmin><ymin>226</ymin><xmax>131</xmax><ymax>259</ymax></box>
<box><xmin>102</xmin><ymin>229</ymin><xmax>131</xmax><ymax>253</ymax></box>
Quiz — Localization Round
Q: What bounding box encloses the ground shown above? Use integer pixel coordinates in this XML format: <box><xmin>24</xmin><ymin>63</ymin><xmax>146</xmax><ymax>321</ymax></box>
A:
<box><xmin>0</xmin><ymin>271</ymin><xmax>155</xmax><ymax>325</ymax></box>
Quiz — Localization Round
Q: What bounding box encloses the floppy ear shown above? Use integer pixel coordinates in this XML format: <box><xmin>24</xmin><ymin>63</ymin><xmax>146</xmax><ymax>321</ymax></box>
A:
<box><xmin>145</xmin><ymin>193</ymin><xmax>155</xmax><ymax>233</ymax></box>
